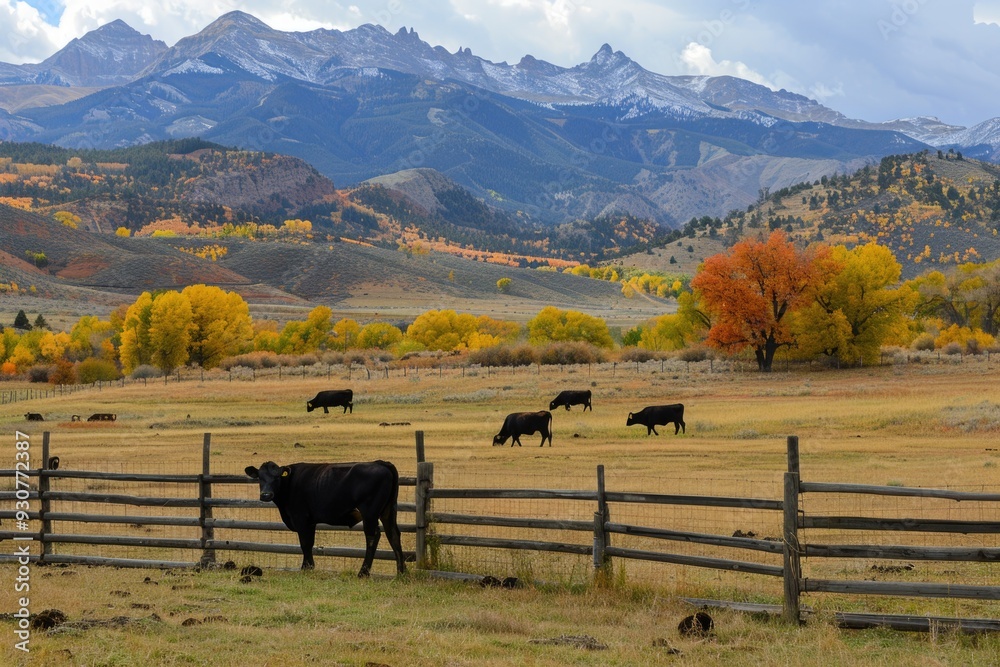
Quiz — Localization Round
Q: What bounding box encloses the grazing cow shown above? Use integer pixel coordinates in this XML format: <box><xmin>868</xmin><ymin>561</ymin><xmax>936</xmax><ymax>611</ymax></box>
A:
<box><xmin>71</xmin><ymin>415</ymin><xmax>81</xmax><ymax>422</ymax></box>
<box><xmin>549</xmin><ymin>390</ymin><xmax>592</xmax><ymax>412</ymax></box>
<box><xmin>245</xmin><ymin>460</ymin><xmax>406</xmax><ymax>577</ymax></box>
<box><xmin>24</xmin><ymin>413</ymin><xmax>43</xmax><ymax>421</ymax></box>
<box><xmin>87</xmin><ymin>413</ymin><xmax>117</xmax><ymax>422</ymax></box>
<box><xmin>493</xmin><ymin>411</ymin><xmax>553</xmax><ymax>447</ymax></box>
<box><xmin>306</xmin><ymin>389</ymin><xmax>353</xmax><ymax>414</ymax></box>
<box><xmin>626</xmin><ymin>404</ymin><xmax>685</xmax><ymax>436</ymax></box>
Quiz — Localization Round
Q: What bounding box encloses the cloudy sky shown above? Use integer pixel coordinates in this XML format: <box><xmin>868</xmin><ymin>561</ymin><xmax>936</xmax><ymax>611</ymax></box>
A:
<box><xmin>2</xmin><ymin>0</ymin><xmax>999</xmax><ymax>127</ymax></box>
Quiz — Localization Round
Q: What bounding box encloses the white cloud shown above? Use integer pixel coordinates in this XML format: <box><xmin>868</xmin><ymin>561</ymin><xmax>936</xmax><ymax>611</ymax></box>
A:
<box><xmin>678</xmin><ymin>42</ymin><xmax>773</xmax><ymax>88</ymax></box>
<box><xmin>974</xmin><ymin>0</ymin><xmax>1000</xmax><ymax>25</ymax></box>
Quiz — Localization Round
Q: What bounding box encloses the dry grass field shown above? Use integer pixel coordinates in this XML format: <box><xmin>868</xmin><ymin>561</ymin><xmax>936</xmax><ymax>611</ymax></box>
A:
<box><xmin>2</xmin><ymin>356</ymin><xmax>1000</xmax><ymax>665</ymax></box>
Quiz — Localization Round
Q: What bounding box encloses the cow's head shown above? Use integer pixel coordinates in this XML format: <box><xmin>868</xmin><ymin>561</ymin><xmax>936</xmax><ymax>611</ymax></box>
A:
<box><xmin>492</xmin><ymin>434</ymin><xmax>507</xmax><ymax>446</ymax></box>
<box><xmin>245</xmin><ymin>461</ymin><xmax>290</xmax><ymax>502</ymax></box>
<box><xmin>306</xmin><ymin>400</ymin><xmax>315</xmax><ymax>412</ymax></box>
<box><xmin>548</xmin><ymin>399</ymin><xmax>558</xmax><ymax>410</ymax></box>
<box><xmin>626</xmin><ymin>413</ymin><xmax>635</xmax><ymax>426</ymax></box>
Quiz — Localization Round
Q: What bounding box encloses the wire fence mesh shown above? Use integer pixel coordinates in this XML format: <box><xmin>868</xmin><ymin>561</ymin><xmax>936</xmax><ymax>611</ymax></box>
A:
<box><xmin>4</xmin><ymin>450</ymin><xmax>1000</xmax><ymax>615</ymax></box>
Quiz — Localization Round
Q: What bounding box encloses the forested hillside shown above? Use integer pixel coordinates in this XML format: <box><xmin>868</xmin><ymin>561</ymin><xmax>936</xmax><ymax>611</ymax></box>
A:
<box><xmin>664</xmin><ymin>150</ymin><xmax>1000</xmax><ymax>278</ymax></box>
<box><xmin>0</xmin><ymin>139</ymin><xmax>670</xmax><ymax>264</ymax></box>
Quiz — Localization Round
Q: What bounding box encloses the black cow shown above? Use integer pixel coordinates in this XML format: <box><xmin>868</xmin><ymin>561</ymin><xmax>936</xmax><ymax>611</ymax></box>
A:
<box><xmin>627</xmin><ymin>404</ymin><xmax>685</xmax><ymax>435</ymax></box>
<box><xmin>87</xmin><ymin>413</ymin><xmax>116</xmax><ymax>422</ymax></box>
<box><xmin>245</xmin><ymin>460</ymin><xmax>406</xmax><ymax>577</ymax></box>
<box><xmin>549</xmin><ymin>390</ymin><xmax>592</xmax><ymax>412</ymax></box>
<box><xmin>493</xmin><ymin>411</ymin><xmax>553</xmax><ymax>447</ymax></box>
<box><xmin>24</xmin><ymin>413</ymin><xmax>43</xmax><ymax>421</ymax></box>
<box><xmin>307</xmin><ymin>389</ymin><xmax>353</xmax><ymax>414</ymax></box>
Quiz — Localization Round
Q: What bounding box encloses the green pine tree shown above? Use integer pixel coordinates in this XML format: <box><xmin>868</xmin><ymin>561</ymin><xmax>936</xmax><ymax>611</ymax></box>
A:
<box><xmin>13</xmin><ymin>310</ymin><xmax>31</xmax><ymax>330</ymax></box>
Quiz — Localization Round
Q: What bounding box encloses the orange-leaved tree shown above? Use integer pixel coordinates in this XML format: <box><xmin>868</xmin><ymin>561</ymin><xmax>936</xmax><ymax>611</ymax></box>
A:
<box><xmin>691</xmin><ymin>231</ymin><xmax>825</xmax><ymax>372</ymax></box>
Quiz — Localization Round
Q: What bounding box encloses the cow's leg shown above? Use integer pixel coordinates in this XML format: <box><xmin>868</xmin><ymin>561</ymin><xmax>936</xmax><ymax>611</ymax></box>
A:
<box><xmin>512</xmin><ymin>435</ymin><xmax>521</xmax><ymax>447</ymax></box>
<box><xmin>680</xmin><ymin>419</ymin><xmax>686</xmax><ymax>434</ymax></box>
<box><xmin>674</xmin><ymin>421</ymin><xmax>681</xmax><ymax>435</ymax></box>
<box><xmin>348</xmin><ymin>403</ymin><xmax>353</xmax><ymax>414</ymax></box>
<box><xmin>380</xmin><ymin>510</ymin><xmax>407</xmax><ymax>574</ymax></box>
<box><xmin>323</xmin><ymin>406</ymin><xmax>329</xmax><ymax>414</ymax></box>
<box><xmin>359</xmin><ymin>515</ymin><xmax>381</xmax><ymax>578</ymax></box>
<box><xmin>649</xmin><ymin>425</ymin><xmax>658</xmax><ymax>436</ymax></box>
<box><xmin>297</xmin><ymin>527</ymin><xmax>317</xmax><ymax>570</ymax></box>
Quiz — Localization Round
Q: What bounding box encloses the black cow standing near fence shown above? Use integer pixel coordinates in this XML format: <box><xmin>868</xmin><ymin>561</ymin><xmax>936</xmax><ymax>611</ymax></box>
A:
<box><xmin>245</xmin><ymin>460</ymin><xmax>407</xmax><ymax>577</ymax></box>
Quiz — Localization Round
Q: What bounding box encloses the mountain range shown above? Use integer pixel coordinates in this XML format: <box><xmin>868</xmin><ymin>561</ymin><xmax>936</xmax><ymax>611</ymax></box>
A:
<box><xmin>1</xmin><ymin>11</ymin><xmax>998</xmax><ymax>226</ymax></box>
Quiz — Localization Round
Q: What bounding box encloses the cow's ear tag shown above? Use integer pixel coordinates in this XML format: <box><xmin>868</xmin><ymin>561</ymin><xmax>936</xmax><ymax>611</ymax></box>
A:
<box><xmin>281</xmin><ymin>470</ymin><xmax>289</xmax><ymax>477</ymax></box>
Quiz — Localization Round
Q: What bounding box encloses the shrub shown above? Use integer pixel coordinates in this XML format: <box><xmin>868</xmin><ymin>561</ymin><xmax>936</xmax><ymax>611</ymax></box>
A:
<box><xmin>275</xmin><ymin>354</ymin><xmax>300</xmax><ymax>367</ymax></box>
<box><xmin>677</xmin><ymin>346</ymin><xmax>711</xmax><ymax>363</ymax></box>
<box><xmin>28</xmin><ymin>365</ymin><xmax>51</xmax><ymax>383</ymax></box>
<box><xmin>297</xmin><ymin>353</ymin><xmax>318</xmax><ymax>367</ymax></box>
<box><xmin>321</xmin><ymin>351</ymin><xmax>345</xmax><ymax>365</ymax></box>
<box><xmin>942</xmin><ymin>342</ymin><xmax>963</xmax><ymax>356</ymax></box>
<box><xmin>346</xmin><ymin>352</ymin><xmax>367</xmax><ymax>366</ymax></box>
<box><xmin>131</xmin><ymin>364</ymin><xmax>161</xmax><ymax>379</ymax></box>
<box><xmin>468</xmin><ymin>345</ymin><xmax>538</xmax><ymax>367</ymax></box>
<box><xmin>219</xmin><ymin>353</ymin><xmax>268</xmax><ymax>370</ymax></box>
<box><xmin>619</xmin><ymin>348</ymin><xmax>658</xmax><ymax>363</ymax></box>
<box><xmin>911</xmin><ymin>333</ymin><xmax>936</xmax><ymax>351</ymax></box>
<box><xmin>49</xmin><ymin>358</ymin><xmax>76</xmax><ymax>385</ymax></box>
<box><xmin>76</xmin><ymin>358</ymin><xmax>120</xmax><ymax>383</ymax></box>
<box><xmin>538</xmin><ymin>342</ymin><xmax>606</xmax><ymax>366</ymax></box>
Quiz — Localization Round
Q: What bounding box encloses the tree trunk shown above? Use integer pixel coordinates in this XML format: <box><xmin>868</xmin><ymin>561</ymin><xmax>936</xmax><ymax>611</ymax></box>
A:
<box><xmin>758</xmin><ymin>335</ymin><xmax>779</xmax><ymax>372</ymax></box>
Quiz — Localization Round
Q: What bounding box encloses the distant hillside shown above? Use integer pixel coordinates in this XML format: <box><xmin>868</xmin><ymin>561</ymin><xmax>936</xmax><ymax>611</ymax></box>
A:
<box><xmin>0</xmin><ymin>204</ymin><xmax>249</xmax><ymax>294</ymax></box>
<box><xmin>0</xmin><ymin>139</ymin><xmax>667</xmax><ymax>263</ymax></box>
<box><xmin>621</xmin><ymin>150</ymin><xmax>1000</xmax><ymax>278</ymax></box>
<box><xmin>0</xmin><ymin>198</ymin><xmax>666</xmax><ymax>323</ymax></box>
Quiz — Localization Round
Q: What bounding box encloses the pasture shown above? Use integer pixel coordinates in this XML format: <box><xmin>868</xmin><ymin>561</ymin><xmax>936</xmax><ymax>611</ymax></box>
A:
<box><xmin>2</xmin><ymin>356</ymin><xmax>1000</xmax><ymax>665</ymax></box>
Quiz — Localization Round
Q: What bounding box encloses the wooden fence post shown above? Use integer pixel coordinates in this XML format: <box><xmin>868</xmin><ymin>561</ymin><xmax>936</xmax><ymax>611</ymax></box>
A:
<box><xmin>415</xmin><ymin>460</ymin><xmax>434</xmax><ymax>569</ymax></box>
<box><xmin>593</xmin><ymin>464</ymin><xmax>611</xmax><ymax>579</ymax></box>
<box><xmin>783</xmin><ymin>435</ymin><xmax>802</xmax><ymax>624</ymax></box>
<box><xmin>39</xmin><ymin>432</ymin><xmax>52</xmax><ymax>564</ymax></box>
<box><xmin>199</xmin><ymin>433</ymin><xmax>216</xmax><ymax>567</ymax></box>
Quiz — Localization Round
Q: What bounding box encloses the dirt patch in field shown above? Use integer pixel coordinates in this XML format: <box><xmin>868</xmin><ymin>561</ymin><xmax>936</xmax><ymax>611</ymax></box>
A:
<box><xmin>56</xmin><ymin>255</ymin><xmax>111</xmax><ymax>279</ymax></box>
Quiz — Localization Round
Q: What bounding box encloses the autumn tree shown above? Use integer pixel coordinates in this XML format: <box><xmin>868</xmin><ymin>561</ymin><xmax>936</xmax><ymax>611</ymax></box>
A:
<box><xmin>69</xmin><ymin>315</ymin><xmax>116</xmax><ymax>361</ymax></box>
<box><xmin>406</xmin><ymin>310</ymin><xmax>519</xmax><ymax>351</ymax></box>
<box><xmin>356</xmin><ymin>322</ymin><xmax>403</xmax><ymax>350</ymax></box>
<box><xmin>54</xmin><ymin>211</ymin><xmax>80</xmax><ymax>229</ymax></box>
<box><xmin>638</xmin><ymin>314</ymin><xmax>697</xmax><ymax>351</ymax></box>
<box><xmin>527</xmin><ymin>306</ymin><xmax>614</xmax><ymax>349</ymax></box>
<box><xmin>182</xmin><ymin>285</ymin><xmax>253</xmax><ymax>368</ymax></box>
<box><xmin>331</xmin><ymin>318</ymin><xmax>360</xmax><ymax>351</ymax></box>
<box><xmin>691</xmin><ymin>231</ymin><xmax>824</xmax><ymax>372</ymax></box>
<box><xmin>148</xmin><ymin>291</ymin><xmax>193</xmax><ymax>374</ymax></box>
<box><xmin>792</xmin><ymin>243</ymin><xmax>917</xmax><ymax>364</ymax></box>
<box><xmin>119</xmin><ymin>292</ymin><xmax>155</xmax><ymax>373</ymax></box>
<box><xmin>909</xmin><ymin>260</ymin><xmax>1000</xmax><ymax>336</ymax></box>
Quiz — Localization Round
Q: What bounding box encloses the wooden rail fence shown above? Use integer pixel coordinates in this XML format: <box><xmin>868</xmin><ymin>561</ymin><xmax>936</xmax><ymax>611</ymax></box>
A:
<box><xmin>2</xmin><ymin>433</ymin><xmax>999</xmax><ymax>632</ymax></box>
